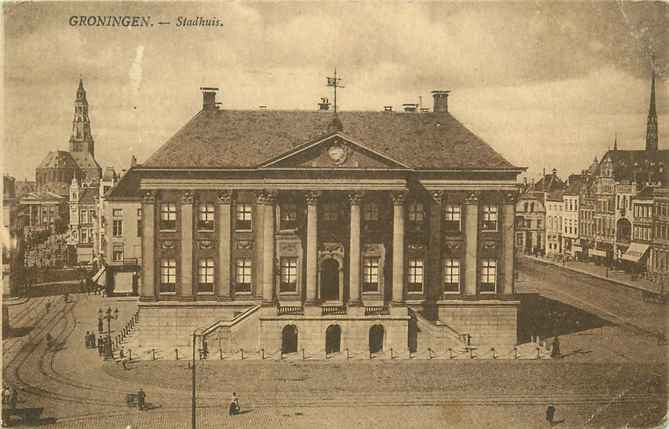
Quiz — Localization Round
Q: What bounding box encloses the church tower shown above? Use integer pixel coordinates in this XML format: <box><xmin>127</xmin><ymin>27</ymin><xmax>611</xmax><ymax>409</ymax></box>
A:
<box><xmin>645</xmin><ymin>69</ymin><xmax>658</xmax><ymax>152</ymax></box>
<box><xmin>69</xmin><ymin>79</ymin><xmax>95</xmax><ymax>156</ymax></box>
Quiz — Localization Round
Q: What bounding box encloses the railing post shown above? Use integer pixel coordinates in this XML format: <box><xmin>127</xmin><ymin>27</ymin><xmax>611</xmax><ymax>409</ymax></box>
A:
<box><xmin>390</xmin><ymin>348</ymin><xmax>393</xmax><ymax>360</ymax></box>
<box><xmin>513</xmin><ymin>347</ymin><xmax>518</xmax><ymax>359</ymax></box>
<box><xmin>427</xmin><ymin>347</ymin><xmax>432</xmax><ymax>359</ymax></box>
<box><xmin>152</xmin><ymin>348</ymin><xmax>156</xmax><ymax>360</ymax></box>
<box><xmin>219</xmin><ymin>348</ymin><xmax>223</xmax><ymax>360</ymax></box>
<box><xmin>469</xmin><ymin>348</ymin><xmax>474</xmax><ymax>359</ymax></box>
<box><xmin>448</xmin><ymin>348</ymin><xmax>453</xmax><ymax>359</ymax></box>
<box><xmin>261</xmin><ymin>348</ymin><xmax>264</xmax><ymax>360</ymax></box>
<box><xmin>240</xmin><ymin>348</ymin><xmax>244</xmax><ymax>360</ymax></box>
<box><xmin>175</xmin><ymin>348</ymin><xmax>179</xmax><ymax>360</ymax></box>
<box><xmin>491</xmin><ymin>347</ymin><xmax>497</xmax><ymax>359</ymax></box>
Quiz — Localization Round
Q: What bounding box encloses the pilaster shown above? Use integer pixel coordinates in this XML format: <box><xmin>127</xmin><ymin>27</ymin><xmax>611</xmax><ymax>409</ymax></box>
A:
<box><xmin>391</xmin><ymin>190</ymin><xmax>407</xmax><ymax>304</ymax></box>
<box><xmin>262</xmin><ymin>191</ymin><xmax>276</xmax><ymax>304</ymax></box>
<box><xmin>464</xmin><ymin>191</ymin><xmax>479</xmax><ymax>296</ymax></box>
<box><xmin>180</xmin><ymin>191</ymin><xmax>194</xmax><ymax>300</ymax></box>
<box><xmin>348</xmin><ymin>191</ymin><xmax>363</xmax><ymax>306</ymax></box>
<box><xmin>141</xmin><ymin>191</ymin><xmax>156</xmax><ymax>301</ymax></box>
<box><xmin>305</xmin><ymin>191</ymin><xmax>321</xmax><ymax>304</ymax></box>
<box><xmin>217</xmin><ymin>190</ymin><xmax>232</xmax><ymax>300</ymax></box>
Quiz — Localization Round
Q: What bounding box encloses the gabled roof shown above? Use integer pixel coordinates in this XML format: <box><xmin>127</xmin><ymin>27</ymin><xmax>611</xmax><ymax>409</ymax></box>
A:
<box><xmin>535</xmin><ymin>172</ymin><xmax>566</xmax><ymax>193</ymax></box>
<box><xmin>143</xmin><ymin>109</ymin><xmax>519</xmax><ymax>171</ymax></box>
<box><xmin>77</xmin><ymin>187</ymin><xmax>97</xmax><ymax>204</ymax></box>
<box><xmin>70</xmin><ymin>151</ymin><xmax>102</xmax><ymax>173</ymax></box>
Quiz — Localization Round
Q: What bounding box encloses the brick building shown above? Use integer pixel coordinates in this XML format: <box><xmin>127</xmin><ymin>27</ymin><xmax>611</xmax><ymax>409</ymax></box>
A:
<box><xmin>127</xmin><ymin>88</ymin><xmax>523</xmax><ymax>358</ymax></box>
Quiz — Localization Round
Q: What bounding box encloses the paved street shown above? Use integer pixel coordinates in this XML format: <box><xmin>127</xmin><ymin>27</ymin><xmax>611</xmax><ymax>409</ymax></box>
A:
<box><xmin>2</xmin><ymin>263</ymin><xmax>667</xmax><ymax>428</ymax></box>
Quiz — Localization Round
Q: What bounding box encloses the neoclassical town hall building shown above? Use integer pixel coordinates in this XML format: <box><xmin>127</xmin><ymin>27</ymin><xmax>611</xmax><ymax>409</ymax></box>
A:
<box><xmin>128</xmin><ymin>88</ymin><xmax>523</xmax><ymax>357</ymax></box>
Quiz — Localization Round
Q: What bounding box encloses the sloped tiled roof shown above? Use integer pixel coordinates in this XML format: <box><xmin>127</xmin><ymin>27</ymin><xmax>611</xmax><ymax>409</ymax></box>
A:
<box><xmin>143</xmin><ymin>110</ymin><xmax>519</xmax><ymax>170</ymax></box>
<box><xmin>77</xmin><ymin>187</ymin><xmax>97</xmax><ymax>204</ymax></box>
<box><xmin>70</xmin><ymin>151</ymin><xmax>102</xmax><ymax>173</ymax></box>
<box><xmin>15</xmin><ymin>180</ymin><xmax>36</xmax><ymax>197</ymax></box>
<box><xmin>37</xmin><ymin>151</ymin><xmax>78</xmax><ymax>170</ymax></box>
<box><xmin>535</xmin><ymin>172</ymin><xmax>566</xmax><ymax>193</ymax></box>
<box><xmin>601</xmin><ymin>149</ymin><xmax>669</xmax><ymax>184</ymax></box>
<box><xmin>19</xmin><ymin>191</ymin><xmax>65</xmax><ymax>203</ymax></box>
<box><xmin>106</xmin><ymin>168</ymin><xmax>142</xmax><ymax>200</ymax></box>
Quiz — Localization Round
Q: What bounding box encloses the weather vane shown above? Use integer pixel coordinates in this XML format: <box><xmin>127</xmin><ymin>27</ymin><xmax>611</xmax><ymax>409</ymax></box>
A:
<box><xmin>326</xmin><ymin>68</ymin><xmax>344</xmax><ymax>113</ymax></box>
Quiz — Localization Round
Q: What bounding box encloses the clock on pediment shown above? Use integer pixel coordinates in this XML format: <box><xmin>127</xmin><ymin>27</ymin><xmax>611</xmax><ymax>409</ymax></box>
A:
<box><xmin>327</xmin><ymin>140</ymin><xmax>350</xmax><ymax>166</ymax></box>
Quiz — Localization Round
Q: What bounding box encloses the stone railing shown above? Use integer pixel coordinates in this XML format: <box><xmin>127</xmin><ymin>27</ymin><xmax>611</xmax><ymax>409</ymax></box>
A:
<box><xmin>322</xmin><ymin>304</ymin><xmax>347</xmax><ymax>316</ymax></box>
<box><xmin>277</xmin><ymin>305</ymin><xmax>304</xmax><ymax>316</ymax></box>
<box><xmin>364</xmin><ymin>305</ymin><xmax>389</xmax><ymax>316</ymax></box>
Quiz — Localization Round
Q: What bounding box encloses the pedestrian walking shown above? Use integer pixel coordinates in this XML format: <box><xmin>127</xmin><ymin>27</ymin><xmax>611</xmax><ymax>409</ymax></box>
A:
<box><xmin>229</xmin><ymin>392</ymin><xmax>240</xmax><ymax>416</ymax></box>
<box><xmin>136</xmin><ymin>388</ymin><xmax>146</xmax><ymax>411</ymax></box>
<box><xmin>85</xmin><ymin>331</ymin><xmax>91</xmax><ymax>348</ymax></box>
<box><xmin>551</xmin><ymin>336</ymin><xmax>561</xmax><ymax>358</ymax></box>
<box><xmin>98</xmin><ymin>318</ymin><xmax>104</xmax><ymax>334</ymax></box>
<box><xmin>90</xmin><ymin>333</ymin><xmax>96</xmax><ymax>349</ymax></box>
<box><xmin>121</xmin><ymin>357</ymin><xmax>129</xmax><ymax>370</ymax></box>
<box><xmin>98</xmin><ymin>336</ymin><xmax>104</xmax><ymax>356</ymax></box>
<box><xmin>546</xmin><ymin>403</ymin><xmax>556</xmax><ymax>426</ymax></box>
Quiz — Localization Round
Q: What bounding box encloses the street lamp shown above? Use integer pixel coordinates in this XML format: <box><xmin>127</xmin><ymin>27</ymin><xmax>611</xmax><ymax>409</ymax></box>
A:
<box><xmin>98</xmin><ymin>306</ymin><xmax>118</xmax><ymax>359</ymax></box>
<box><xmin>191</xmin><ymin>328</ymin><xmax>205</xmax><ymax>429</ymax></box>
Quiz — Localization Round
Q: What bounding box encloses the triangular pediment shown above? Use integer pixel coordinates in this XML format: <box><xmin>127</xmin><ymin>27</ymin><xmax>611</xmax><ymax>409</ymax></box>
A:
<box><xmin>259</xmin><ymin>132</ymin><xmax>410</xmax><ymax>170</ymax></box>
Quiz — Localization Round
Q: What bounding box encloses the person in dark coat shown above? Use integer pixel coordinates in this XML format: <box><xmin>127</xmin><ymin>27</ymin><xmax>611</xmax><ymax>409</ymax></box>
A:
<box><xmin>546</xmin><ymin>403</ymin><xmax>556</xmax><ymax>426</ymax></box>
<box><xmin>229</xmin><ymin>392</ymin><xmax>240</xmax><ymax>416</ymax></box>
<box><xmin>85</xmin><ymin>331</ymin><xmax>91</xmax><ymax>348</ymax></box>
<box><xmin>551</xmin><ymin>336</ymin><xmax>561</xmax><ymax>358</ymax></box>
<box><xmin>98</xmin><ymin>318</ymin><xmax>104</xmax><ymax>334</ymax></box>
<box><xmin>137</xmin><ymin>388</ymin><xmax>146</xmax><ymax>411</ymax></box>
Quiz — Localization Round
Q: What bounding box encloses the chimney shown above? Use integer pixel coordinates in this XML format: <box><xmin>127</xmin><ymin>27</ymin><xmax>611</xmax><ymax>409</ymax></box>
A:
<box><xmin>383</xmin><ymin>105</ymin><xmax>393</xmax><ymax>112</ymax></box>
<box><xmin>200</xmin><ymin>87</ymin><xmax>219</xmax><ymax>110</ymax></box>
<box><xmin>318</xmin><ymin>97</ymin><xmax>331</xmax><ymax>111</ymax></box>
<box><xmin>431</xmin><ymin>90</ymin><xmax>450</xmax><ymax>113</ymax></box>
<box><xmin>402</xmin><ymin>103</ymin><xmax>418</xmax><ymax>113</ymax></box>
<box><xmin>130</xmin><ymin>155</ymin><xmax>137</xmax><ymax>168</ymax></box>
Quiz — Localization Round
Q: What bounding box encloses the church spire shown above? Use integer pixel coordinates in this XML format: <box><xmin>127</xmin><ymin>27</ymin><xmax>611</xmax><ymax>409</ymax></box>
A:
<box><xmin>69</xmin><ymin>78</ymin><xmax>95</xmax><ymax>156</ymax></box>
<box><xmin>613</xmin><ymin>133</ymin><xmax>618</xmax><ymax>151</ymax></box>
<box><xmin>645</xmin><ymin>68</ymin><xmax>658</xmax><ymax>152</ymax></box>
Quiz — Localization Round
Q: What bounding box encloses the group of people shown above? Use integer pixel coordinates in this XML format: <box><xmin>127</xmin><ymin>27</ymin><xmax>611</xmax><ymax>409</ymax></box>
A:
<box><xmin>84</xmin><ymin>331</ymin><xmax>100</xmax><ymax>349</ymax></box>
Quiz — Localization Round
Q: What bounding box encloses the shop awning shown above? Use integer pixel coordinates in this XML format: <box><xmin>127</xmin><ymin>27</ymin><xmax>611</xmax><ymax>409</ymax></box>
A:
<box><xmin>92</xmin><ymin>265</ymin><xmax>107</xmax><ymax>286</ymax></box>
<box><xmin>590</xmin><ymin>249</ymin><xmax>607</xmax><ymax>257</ymax></box>
<box><xmin>621</xmin><ymin>243</ymin><xmax>650</xmax><ymax>263</ymax></box>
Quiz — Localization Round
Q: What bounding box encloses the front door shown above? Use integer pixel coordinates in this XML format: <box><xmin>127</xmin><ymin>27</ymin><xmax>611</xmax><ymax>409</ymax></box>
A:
<box><xmin>320</xmin><ymin>259</ymin><xmax>339</xmax><ymax>301</ymax></box>
<box><xmin>325</xmin><ymin>325</ymin><xmax>341</xmax><ymax>354</ymax></box>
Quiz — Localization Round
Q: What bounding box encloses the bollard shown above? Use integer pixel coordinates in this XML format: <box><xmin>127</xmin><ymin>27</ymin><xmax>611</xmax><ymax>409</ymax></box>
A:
<box><xmin>302</xmin><ymin>348</ymin><xmax>305</xmax><ymax>360</ymax></box>
<box><xmin>369</xmin><ymin>350</ymin><xmax>372</xmax><ymax>360</ymax></box>
<box><xmin>129</xmin><ymin>349</ymin><xmax>132</xmax><ymax>361</ymax></box>
<box><xmin>513</xmin><ymin>347</ymin><xmax>518</xmax><ymax>360</ymax></box>
<box><xmin>219</xmin><ymin>348</ymin><xmax>223</xmax><ymax>360</ymax></box>
<box><xmin>390</xmin><ymin>348</ymin><xmax>393</xmax><ymax>360</ymax></box>
<box><xmin>261</xmin><ymin>348</ymin><xmax>265</xmax><ymax>360</ymax></box>
<box><xmin>448</xmin><ymin>348</ymin><xmax>453</xmax><ymax>359</ymax></box>
<box><xmin>346</xmin><ymin>348</ymin><xmax>350</xmax><ymax>360</ymax></box>
<box><xmin>469</xmin><ymin>348</ymin><xmax>474</xmax><ymax>359</ymax></box>
<box><xmin>280</xmin><ymin>351</ymin><xmax>283</xmax><ymax>361</ymax></box>
<box><xmin>175</xmin><ymin>348</ymin><xmax>179</xmax><ymax>360</ymax></box>
<box><xmin>152</xmin><ymin>348</ymin><xmax>156</xmax><ymax>361</ymax></box>
<box><xmin>240</xmin><ymin>348</ymin><xmax>244</xmax><ymax>360</ymax></box>
<box><xmin>536</xmin><ymin>347</ymin><xmax>541</xmax><ymax>360</ymax></box>
<box><xmin>491</xmin><ymin>347</ymin><xmax>497</xmax><ymax>359</ymax></box>
<box><xmin>427</xmin><ymin>347</ymin><xmax>432</xmax><ymax>360</ymax></box>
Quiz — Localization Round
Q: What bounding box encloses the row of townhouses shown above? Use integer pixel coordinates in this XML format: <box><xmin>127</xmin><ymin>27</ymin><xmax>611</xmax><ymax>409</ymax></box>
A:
<box><xmin>515</xmin><ymin>73</ymin><xmax>668</xmax><ymax>282</ymax></box>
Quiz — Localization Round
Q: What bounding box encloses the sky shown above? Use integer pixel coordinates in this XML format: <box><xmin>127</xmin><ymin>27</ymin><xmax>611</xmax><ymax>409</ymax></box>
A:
<box><xmin>2</xmin><ymin>1</ymin><xmax>668</xmax><ymax>182</ymax></box>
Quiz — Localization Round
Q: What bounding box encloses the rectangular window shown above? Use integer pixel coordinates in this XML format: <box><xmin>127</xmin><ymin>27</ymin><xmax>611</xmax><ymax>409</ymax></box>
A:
<box><xmin>112</xmin><ymin>219</ymin><xmax>123</xmax><ymax>237</ymax></box>
<box><xmin>408</xmin><ymin>202</ymin><xmax>425</xmax><ymax>223</ymax></box>
<box><xmin>443</xmin><ymin>259</ymin><xmax>460</xmax><ymax>293</ymax></box>
<box><xmin>235</xmin><ymin>258</ymin><xmax>252</xmax><ymax>293</ymax></box>
<box><xmin>482</xmin><ymin>205</ymin><xmax>498</xmax><ymax>231</ymax></box>
<box><xmin>407</xmin><ymin>258</ymin><xmax>424</xmax><ymax>293</ymax></box>
<box><xmin>279</xmin><ymin>257</ymin><xmax>298</xmax><ymax>292</ymax></box>
<box><xmin>443</xmin><ymin>205</ymin><xmax>461</xmax><ymax>232</ymax></box>
<box><xmin>480</xmin><ymin>259</ymin><xmax>497</xmax><ymax>294</ymax></box>
<box><xmin>113</xmin><ymin>209</ymin><xmax>123</xmax><ymax>218</ymax></box>
<box><xmin>198</xmin><ymin>203</ymin><xmax>215</xmax><ymax>231</ymax></box>
<box><xmin>137</xmin><ymin>208</ymin><xmax>142</xmax><ymax>237</ymax></box>
<box><xmin>160</xmin><ymin>258</ymin><xmax>177</xmax><ymax>293</ymax></box>
<box><xmin>235</xmin><ymin>204</ymin><xmax>252</xmax><ymax>231</ymax></box>
<box><xmin>112</xmin><ymin>245</ymin><xmax>124</xmax><ymax>262</ymax></box>
<box><xmin>160</xmin><ymin>203</ymin><xmax>177</xmax><ymax>230</ymax></box>
<box><xmin>363</xmin><ymin>257</ymin><xmax>380</xmax><ymax>292</ymax></box>
<box><xmin>81</xmin><ymin>229</ymin><xmax>87</xmax><ymax>243</ymax></box>
<box><xmin>80</xmin><ymin>209</ymin><xmax>88</xmax><ymax>224</ymax></box>
<box><xmin>280</xmin><ymin>203</ymin><xmax>297</xmax><ymax>230</ymax></box>
<box><xmin>363</xmin><ymin>202</ymin><xmax>379</xmax><ymax>222</ymax></box>
<box><xmin>198</xmin><ymin>258</ymin><xmax>214</xmax><ymax>294</ymax></box>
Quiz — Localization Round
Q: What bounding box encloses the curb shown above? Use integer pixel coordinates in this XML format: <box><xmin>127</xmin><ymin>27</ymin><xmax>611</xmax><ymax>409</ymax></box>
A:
<box><xmin>523</xmin><ymin>256</ymin><xmax>659</xmax><ymax>295</ymax></box>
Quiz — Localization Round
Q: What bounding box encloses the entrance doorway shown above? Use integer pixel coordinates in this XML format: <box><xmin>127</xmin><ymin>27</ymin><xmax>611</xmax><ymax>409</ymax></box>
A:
<box><xmin>408</xmin><ymin>316</ymin><xmax>417</xmax><ymax>353</ymax></box>
<box><xmin>369</xmin><ymin>324</ymin><xmax>384</xmax><ymax>353</ymax></box>
<box><xmin>325</xmin><ymin>325</ymin><xmax>341</xmax><ymax>354</ymax></box>
<box><xmin>320</xmin><ymin>259</ymin><xmax>339</xmax><ymax>301</ymax></box>
<box><xmin>281</xmin><ymin>325</ymin><xmax>298</xmax><ymax>354</ymax></box>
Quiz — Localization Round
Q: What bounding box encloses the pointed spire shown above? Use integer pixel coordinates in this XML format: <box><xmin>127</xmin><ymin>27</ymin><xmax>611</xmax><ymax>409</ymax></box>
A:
<box><xmin>645</xmin><ymin>66</ymin><xmax>658</xmax><ymax>152</ymax></box>
<box><xmin>613</xmin><ymin>133</ymin><xmax>618</xmax><ymax>151</ymax></box>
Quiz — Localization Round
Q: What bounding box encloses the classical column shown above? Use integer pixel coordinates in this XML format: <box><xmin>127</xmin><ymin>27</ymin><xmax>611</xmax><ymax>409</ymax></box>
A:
<box><xmin>391</xmin><ymin>191</ymin><xmax>407</xmax><ymax>304</ymax></box>
<box><xmin>216</xmin><ymin>190</ymin><xmax>232</xmax><ymax>300</ymax></box>
<box><xmin>429</xmin><ymin>191</ymin><xmax>443</xmax><ymax>300</ymax></box>
<box><xmin>180</xmin><ymin>191</ymin><xmax>194</xmax><ymax>300</ymax></box>
<box><xmin>254</xmin><ymin>191</ymin><xmax>265</xmax><ymax>298</ymax></box>
<box><xmin>140</xmin><ymin>191</ymin><xmax>156</xmax><ymax>301</ymax></box>
<box><xmin>262</xmin><ymin>191</ymin><xmax>276</xmax><ymax>304</ymax></box>
<box><xmin>348</xmin><ymin>192</ymin><xmax>363</xmax><ymax>306</ymax></box>
<box><xmin>502</xmin><ymin>192</ymin><xmax>517</xmax><ymax>296</ymax></box>
<box><xmin>464</xmin><ymin>192</ymin><xmax>479</xmax><ymax>296</ymax></box>
<box><xmin>305</xmin><ymin>191</ymin><xmax>321</xmax><ymax>304</ymax></box>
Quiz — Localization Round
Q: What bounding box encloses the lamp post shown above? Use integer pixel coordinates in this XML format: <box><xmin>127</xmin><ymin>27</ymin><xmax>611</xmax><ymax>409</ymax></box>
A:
<box><xmin>98</xmin><ymin>306</ymin><xmax>118</xmax><ymax>359</ymax></box>
<box><xmin>191</xmin><ymin>328</ymin><xmax>204</xmax><ymax>429</ymax></box>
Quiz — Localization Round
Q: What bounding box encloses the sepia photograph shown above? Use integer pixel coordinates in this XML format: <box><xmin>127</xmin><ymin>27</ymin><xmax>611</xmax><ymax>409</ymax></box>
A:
<box><xmin>1</xmin><ymin>1</ymin><xmax>667</xmax><ymax>428</ymax></box>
